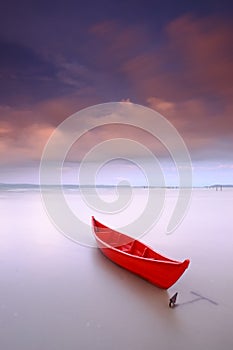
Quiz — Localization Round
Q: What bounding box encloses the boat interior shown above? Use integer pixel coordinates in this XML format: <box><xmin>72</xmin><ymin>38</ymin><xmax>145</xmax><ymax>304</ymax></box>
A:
<box><xmin>116</xmin><ymin>240</ymin><xmax>171</xmax><ymax>261</ymax></box>
<box><xmin>95</xmin><ymin>226</ymin><xmax>172</xmax><ymax>261</ymax></box>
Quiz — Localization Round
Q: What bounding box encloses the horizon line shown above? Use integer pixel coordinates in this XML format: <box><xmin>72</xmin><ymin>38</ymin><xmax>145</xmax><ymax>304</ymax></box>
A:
<box><xmin>0</xmin><ymin>183</ymin><xmax>233</xmax><ymax>189</ymax></box>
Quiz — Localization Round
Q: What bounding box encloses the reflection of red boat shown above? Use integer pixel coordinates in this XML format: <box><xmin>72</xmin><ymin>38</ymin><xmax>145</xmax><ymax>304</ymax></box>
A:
<box><xmin>92</xmin><ymin>216</ymin><xmax>190</xmax><ymax>289</ymax></box>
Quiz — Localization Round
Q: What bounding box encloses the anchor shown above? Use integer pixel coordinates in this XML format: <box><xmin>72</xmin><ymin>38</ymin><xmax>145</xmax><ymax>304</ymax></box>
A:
<box><xmin>169</xmin><ymin>292</ymin><xmax>178</xmax><ymax>308</ymax></box>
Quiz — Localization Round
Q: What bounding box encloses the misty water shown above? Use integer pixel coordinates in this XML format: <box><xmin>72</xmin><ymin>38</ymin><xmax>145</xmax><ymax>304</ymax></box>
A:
<box><xmin>0</xmin><ymin>187</ymin><xmax>233</xmax><ymax>350</ymax></box>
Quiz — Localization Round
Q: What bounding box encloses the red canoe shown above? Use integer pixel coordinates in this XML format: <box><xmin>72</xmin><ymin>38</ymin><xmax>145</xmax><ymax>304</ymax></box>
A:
<box><xmin>92</xmin><ymin>216</ymin><xmax>190</xmax><ymax>289</ymax></box>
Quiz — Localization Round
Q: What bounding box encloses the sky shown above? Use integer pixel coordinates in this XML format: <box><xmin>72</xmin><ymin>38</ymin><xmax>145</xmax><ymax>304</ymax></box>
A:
<box><xmin>0</xmin><ymin>0</ymin><xmax>233</xmax><ymax>186</ymax></box>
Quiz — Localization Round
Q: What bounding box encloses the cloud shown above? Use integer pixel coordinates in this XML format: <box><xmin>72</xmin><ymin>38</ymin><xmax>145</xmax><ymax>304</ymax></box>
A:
<box><xmin>0</xmin><ymin>39</ymin><xmax>101</xmax><ymax>107</ymax></box>
<box><xmin>147</xmin><ymin>95</ymin><xmax>233</xmax><ymax>140</ymax></box>
<box><xmin>1</xmin><ymin>93</ymin><xmax>232</xmax><ymax>168</ymax></box>
<box><xmin>89</xmin><ymin>20</ymin><xmax>148</xmax><ymax>70</ymax></box>
<box><xmin>0</xmin><ymin>40</ymin><xmax>64</xmax><ymax>105</ymax></box>
<box><xmin>0</xmin><ymin>99</ymin><xmax>178</xmax><ymax>166</ymax></box>
<box><xmin>0</xmin><ymin>13</ymin><xmax>232</xmax><ymax>171</ymax></box>
<box><xmin>166</xmin><ymin>15</ymin><xmax>233</xmax><ymax>99</ymax></box>
<box><xmin>0</xmin><ymin>121</ymin><xmax>54</xmax><ymax>164</ymax></box>
<box><xmin>0</xmin><ymin>92</ymin><xmax>99</xmax><ymax>165</ymax></box>
<box><xmin>147</xmin><ymin>96</ymin><xmax>233</xmax><ymax>161</ymax></box>
<box><xmin>121</xmin><ymin>14</ymin><xmax>233</xmax><ymax>103</ymax></box>
<box><xmin>117</xmin><ymin>14</ymin><xmax>233</xmax><ymax>162</ymax></box>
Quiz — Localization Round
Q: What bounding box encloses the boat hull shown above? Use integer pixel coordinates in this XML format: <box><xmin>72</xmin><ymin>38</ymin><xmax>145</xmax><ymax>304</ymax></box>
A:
<box><xmin>92</xmin><ymin>217</ymin><xmax>190</xmax><ymax>289</ymax></box>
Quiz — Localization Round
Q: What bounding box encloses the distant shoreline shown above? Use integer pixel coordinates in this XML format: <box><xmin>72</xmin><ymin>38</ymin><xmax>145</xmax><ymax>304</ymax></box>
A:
<box><xmin>1</xmin><ymin>183</ymin><xmax>233</xmax><ymax>190</ymax></box>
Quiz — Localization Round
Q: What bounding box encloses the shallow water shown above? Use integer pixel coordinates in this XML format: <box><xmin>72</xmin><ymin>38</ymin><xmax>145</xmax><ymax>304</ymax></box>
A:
<box><xmin>0</xmin><ymin>188</ymin><xmax>233</xmax><ymax>350</ymax></box>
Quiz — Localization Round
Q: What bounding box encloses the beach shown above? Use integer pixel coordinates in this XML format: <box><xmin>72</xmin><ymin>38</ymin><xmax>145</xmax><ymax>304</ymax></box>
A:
<box><xmin>0</xmin><ymin>188</ymin><xmax>232</xmax><ymax>350</ymax></box>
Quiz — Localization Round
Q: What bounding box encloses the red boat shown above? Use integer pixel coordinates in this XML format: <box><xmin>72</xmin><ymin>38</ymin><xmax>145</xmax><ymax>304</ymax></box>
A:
<box><xmin>92</xmin><ymin>216</ymin><xmax>190</xmax><ymax>289</ymax></box>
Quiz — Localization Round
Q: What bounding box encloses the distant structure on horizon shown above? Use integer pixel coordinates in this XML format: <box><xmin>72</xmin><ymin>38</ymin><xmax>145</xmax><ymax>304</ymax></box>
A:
<box><xmin>206</xmin><ymin>184</ymin><xmax>233</xmax><ymax>191</ymax></box>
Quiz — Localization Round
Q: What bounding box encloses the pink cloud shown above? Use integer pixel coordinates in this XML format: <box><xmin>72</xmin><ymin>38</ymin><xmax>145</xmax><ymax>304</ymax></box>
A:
<box><xmin>0</xmin><ymin>121</ymin><xmax>54</xmax><ymax>164</ymax></box>
<box><xmin>90</xmin><ymin>20</ymin><xmax>117</xmax><ymax>37</ymax></box>
<box><xmin>147</xmin><ymin>96</ymin><xmax>233</xmax><ymax>161</ymax></box>
<box><xmin>89</xmin><ymin>20</ymin><xmax>148</xmax><ymax>66</ymax></box>
<box><xmin>121</xmin><ymin>14</ymin><xmax>233</xmax><ymax>103</ymax></box>
<box><xmin>119</xmin><ymin>14</ymin><xmax>233</xmax><ymax>159</ymax></box>
<box><xmin>0</xmin><ymin>92</ymin><xmax>99</xmax><ymax>165</ymax></box>
<box><xmin>166</xmin><ymin>15</ymin><xmax>233</xmax><ymax>98</ymax></box>
<box><xmin>1</xmin><ymin>15</ymin><xmax>232</xmax><ymax>167</ymax></box>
